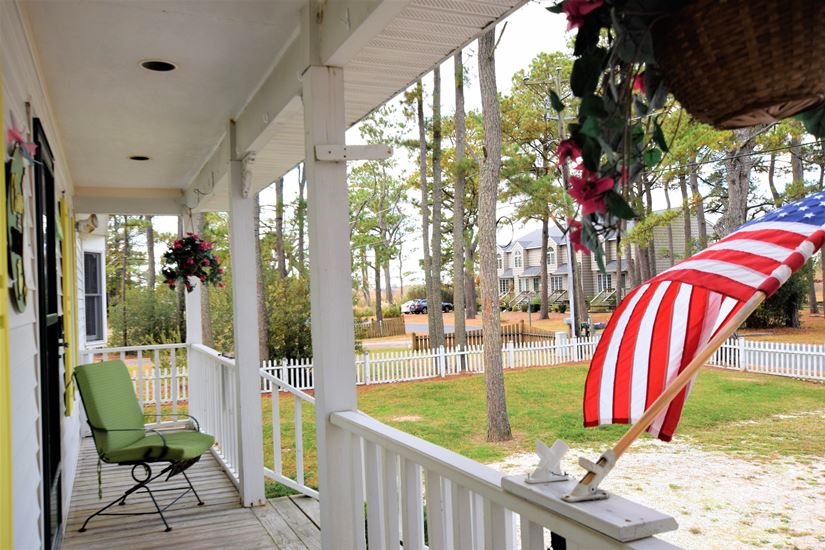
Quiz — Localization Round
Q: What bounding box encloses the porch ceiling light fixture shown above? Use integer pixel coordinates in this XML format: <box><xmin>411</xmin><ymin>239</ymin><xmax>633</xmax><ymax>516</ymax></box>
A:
<box><xmin>128</xmin><ymin>155</ymin><xmax>150</xmax><ymax>161</ymax></box>
<box><xmin>139</xmin><ymin>59</ymin><xmax>177</xmax><ymax>72</ymax></box>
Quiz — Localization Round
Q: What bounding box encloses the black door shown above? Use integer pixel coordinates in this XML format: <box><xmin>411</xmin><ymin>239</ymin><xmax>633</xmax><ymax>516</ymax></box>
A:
<box><xmin>33</xmin><ymin>119</ymin><xmax>63</xmax><ymax>549</ymax></box>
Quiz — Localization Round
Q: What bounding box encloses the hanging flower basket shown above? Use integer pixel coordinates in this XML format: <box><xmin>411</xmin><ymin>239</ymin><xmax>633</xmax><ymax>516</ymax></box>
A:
<box><xmin>161</xmin><ymin>233</ymin><xmax>224</xmax><ymax>292</ymax></box>
<box><xmin>653</xmin><ymin>0</ymin><xmax>825</xmax><ymax>129</ymax></box>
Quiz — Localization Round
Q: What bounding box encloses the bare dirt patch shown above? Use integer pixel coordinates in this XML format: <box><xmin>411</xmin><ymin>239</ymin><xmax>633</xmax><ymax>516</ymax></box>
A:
<box><xmin>489</xmin><ymin>439</ymin><xmax>825</xmax><ymax>549</ymax></box>
<box><xmin>390</xmin><ymin>415</ymin><xmax>423</xmax><ymax>422</ymax></box>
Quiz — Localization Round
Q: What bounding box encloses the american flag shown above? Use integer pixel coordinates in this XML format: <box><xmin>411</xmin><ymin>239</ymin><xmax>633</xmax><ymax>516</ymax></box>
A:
<box><xmin>583</xmin><ymin>192</ymin><xmax>825</xmax><ymax>441</ymax></box>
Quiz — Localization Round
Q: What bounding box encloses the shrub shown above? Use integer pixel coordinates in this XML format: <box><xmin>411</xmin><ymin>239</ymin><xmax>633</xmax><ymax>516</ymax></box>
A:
<box><xmin>382</xmin><ymin>304</ymin><xmax>401</xmax><ymax>318</ymax></box>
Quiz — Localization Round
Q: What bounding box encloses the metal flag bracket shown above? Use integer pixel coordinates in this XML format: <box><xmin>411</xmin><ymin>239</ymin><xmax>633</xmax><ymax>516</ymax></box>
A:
<box><xmin>562</xmin><ymin>449</ymin><xmax>616</xmax><ymax>502</ymax></box>
<box><xmin>526</xmin><ymin>439</ymin><xmax>570</xmax><ymax>484</ymax></box>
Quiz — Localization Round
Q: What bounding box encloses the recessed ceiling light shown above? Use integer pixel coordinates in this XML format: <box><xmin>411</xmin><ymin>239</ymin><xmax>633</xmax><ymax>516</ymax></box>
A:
<box><xmin>140</xmin><ymin>60</ymin><xmax>176</xmax><ymax>72</ymax></box>
<box><xmin>129</xmin><ymin>155</ymin><xmax>150</xmax><ymax>161</ymax></box>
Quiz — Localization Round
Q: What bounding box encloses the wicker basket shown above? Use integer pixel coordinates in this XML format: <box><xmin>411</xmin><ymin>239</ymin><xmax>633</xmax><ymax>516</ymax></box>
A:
<box><xmin>653</xmin><ymin>0</ymin><xmax>825</xmax><ymax>129</ymax></box>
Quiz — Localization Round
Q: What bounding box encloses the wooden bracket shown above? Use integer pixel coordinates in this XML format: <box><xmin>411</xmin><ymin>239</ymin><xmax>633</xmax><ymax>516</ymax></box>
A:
<box><xmin>315</xmin><ymin>144</ymin><xmax>392</xmax><ymax>162</ymax></box>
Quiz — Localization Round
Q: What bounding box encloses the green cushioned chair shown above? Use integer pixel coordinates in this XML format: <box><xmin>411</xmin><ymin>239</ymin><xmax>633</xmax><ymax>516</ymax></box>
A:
<box><xmin>74</xmin><ymin>360</ymin><xmax>215</xmax><ymax>532</ymax></box>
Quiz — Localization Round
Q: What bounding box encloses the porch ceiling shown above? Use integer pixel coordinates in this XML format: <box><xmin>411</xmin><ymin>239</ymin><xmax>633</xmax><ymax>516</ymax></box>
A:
<box><xmin>22</xmin><ymin>0</ymin><xmax>525</xmax><ymax>214</ymax></box>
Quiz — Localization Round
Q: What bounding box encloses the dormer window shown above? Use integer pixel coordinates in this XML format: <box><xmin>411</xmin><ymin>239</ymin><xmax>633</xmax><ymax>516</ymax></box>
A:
<box><xmin>514</xmin><ymin>250</ymin><xmax>522</xmax><ymax>268</ymax></box>
<box><xmin>547</xmin><ymin>248</ymin><xmax>556</xmax><ymax>265</ymax></box>
<box><xmin>497</xmin><ymin>253</ymin><xmax>503</xmax><ymax>269</ymax></box>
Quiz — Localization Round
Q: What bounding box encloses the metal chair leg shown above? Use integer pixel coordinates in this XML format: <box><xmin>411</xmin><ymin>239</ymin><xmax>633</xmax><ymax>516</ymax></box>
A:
<box><xmin>182</xmin><ymin>470</ymin><xmax>204</xmax><ymax>506</ymax></box>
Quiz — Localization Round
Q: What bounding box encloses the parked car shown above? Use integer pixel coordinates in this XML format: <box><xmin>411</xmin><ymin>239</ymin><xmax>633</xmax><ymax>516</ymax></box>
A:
<box><xmin>400</xmin><ymin>300</ymin><xmax>416</xmax><ymax>314</ymax></box>
<box><xmin>441</xmin><ymin>302</ymin><xmax>453</xmax><ymax>312</ymax></box>
<box><xmin>409</xmin><ymin>299</ymin><xmax>427</xmax><ymax>314</ymax></box>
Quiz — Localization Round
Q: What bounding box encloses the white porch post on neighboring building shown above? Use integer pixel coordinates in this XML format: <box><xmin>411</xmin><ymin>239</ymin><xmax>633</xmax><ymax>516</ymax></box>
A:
<box><xmin>227</xmin><ymin>120</ymin><xmax>266</xmax><ymax>507</ymax></box>
<box><xmin>304</xmin><ymin>65</ymin><xmax>359</xmax><ymax>548</ymax></box>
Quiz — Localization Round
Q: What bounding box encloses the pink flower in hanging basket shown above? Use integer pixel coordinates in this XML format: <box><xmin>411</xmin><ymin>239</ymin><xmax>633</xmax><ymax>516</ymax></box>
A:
<box><xmin>200</xmin><ymin>275</ymin><xmax>207</xmax><ymax>282</ymax></box>
<box><xmin>202</xmin><ymin>259</ymin><xmax>210</xmax><ymax>266</ymax></box>
<box><xmin>567</xmin><ymin>217</ymin><xmax>590</xmax><ymax>255</ymax></box>
<box><xmin>218</xmin><ymin>268</ymin><xmax>224</xmax><ymax>274</ymax></box>
<box><xmin>556</xmin><ymin>138</ymin><xmax>582</xmax><ymax>167</ymax></box>
<box><xmin>186</xmin><ymin>258</ymin><xmax>195</xmax><ymax>266</ymax></box>
<box><xmin>562</xmin><ymin>0</ymin><xmax>603</xmax><ymax>31</ymax></box>
<box><xmin>632</xmin><ymin>72</ymin><xmax>646</xmax><ymax>95</ymax></box>
<box><xmin>220</xmin><ymin>282</ymin><xmax>225</xmax><ymax>289</ymax></box>
<box><xmin>569</xmin><ymin>170</ymin><xmax>614</xmax><ymax>215</ymax></box>
<box><xmin>173</xmin><ymin>240</ymin><xmax>183</xmax><ymax>250</ymax></box>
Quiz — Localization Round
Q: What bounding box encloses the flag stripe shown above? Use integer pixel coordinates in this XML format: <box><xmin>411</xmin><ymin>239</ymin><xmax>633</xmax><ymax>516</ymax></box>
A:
<box><xmin>630</xmin><ymin>282</ymin><xmax>671</xmax><ymax>421</ymax></box>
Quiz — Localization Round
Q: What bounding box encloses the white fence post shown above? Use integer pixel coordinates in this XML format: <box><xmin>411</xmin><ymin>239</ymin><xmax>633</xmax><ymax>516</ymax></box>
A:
<box><xmin>507</xmin><ymin>342</ymin><xmax>515</xmax><ymax>369</ymax></box>
<box><xmin>739</xmin><ymin>337</ymin><xmax>748</xmax><ymax>372</ymax></box>
<box><xmin>439</xmin><ymin>346</ymin><xmax>446</xmax><ymax>378</ymax></box>
<box><xmin>365</xmin><ymin>352</ymin><xmax>371</xmax><ymax>385</ymax></box>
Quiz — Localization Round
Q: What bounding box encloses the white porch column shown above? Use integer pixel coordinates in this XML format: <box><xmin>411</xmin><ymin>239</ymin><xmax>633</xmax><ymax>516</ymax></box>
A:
<box><xmin>227</xmin><ymin>121</ymin><xmax>266</xmax><ymax>507</ymax></box>
<box><xmin>184</xmin><ymin>276</ymin><xmax>203</xmax><ymax>424</ymax></box>
<box><xmin>304</xmin><ymin>65</ymin><xmax>359</xmax><ymax>548</ymax></box>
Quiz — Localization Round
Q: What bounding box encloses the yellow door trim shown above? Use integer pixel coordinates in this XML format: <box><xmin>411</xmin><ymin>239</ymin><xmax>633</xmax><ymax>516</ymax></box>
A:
<box><xmin>1</xmin><ymin>64</ymin><xmax>15</xmax><ymax>549</ymax></box>
<box><xmin>59</xmin><ymin>198</ymin><xmax>76</xmax><ymax>415</ymax></box>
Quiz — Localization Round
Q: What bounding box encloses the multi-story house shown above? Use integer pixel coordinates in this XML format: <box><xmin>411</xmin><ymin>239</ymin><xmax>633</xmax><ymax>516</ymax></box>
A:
<box><xmin>497</xmin><ymin>211</ymin><xmax>705</xmax><ymax>309</ymax></box>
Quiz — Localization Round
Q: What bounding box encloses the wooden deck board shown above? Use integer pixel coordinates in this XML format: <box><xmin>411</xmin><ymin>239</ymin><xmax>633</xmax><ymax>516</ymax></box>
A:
<box><xmin>63</xmin><ymin>437</ymin><xmax>320</xmax><ymax>549</ymax></box>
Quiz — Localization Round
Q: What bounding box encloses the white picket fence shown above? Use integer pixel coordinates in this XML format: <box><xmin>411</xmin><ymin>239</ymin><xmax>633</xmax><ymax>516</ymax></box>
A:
<box><xmin>708</xmin><ymin>336</ymin><xmax>825</xmax><ymax>381</ymax></box>
<box><xmin>260</xmin><ymin>336</ymin><xmax>601</xmax><ymax>392</ymax></box>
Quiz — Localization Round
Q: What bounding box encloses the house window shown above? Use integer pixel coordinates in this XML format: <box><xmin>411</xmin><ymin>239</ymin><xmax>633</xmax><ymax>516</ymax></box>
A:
<box><xmin>497</xmin><ymin>253</ymin><xmax>502</xmax><ymax>270</ymax></box>
<box><xmin>533</xmin><ymin>278</ymin><xmax>540</xmax><ymax>292</ymax></box>
<box><xmin>550</xmin><ymin>275</ymin><xmax>564</xmax><ymax>292</ymax></box>
<box><xmin>499</xmin><ymin>279</ymin><xmax>510</xmax><ymax>294</ymax></box>
<box><xmin>547</xmin><ymin>248</ymin><xmax>556</xmax><ymax>265</ymax></box>
<box><xmin>514</xmin><ymin>250</ymin><xmax>522</xmax><ymax>268</ymax></box>
<box><xmin>597</xmin><ymin>273</ymin><xmax>613</xmax><ymax>293</ymax></box>
<box><xmin>84</xmin><ymin>252</ymin><xmax>104</xmax><ymax>341</ymax></box>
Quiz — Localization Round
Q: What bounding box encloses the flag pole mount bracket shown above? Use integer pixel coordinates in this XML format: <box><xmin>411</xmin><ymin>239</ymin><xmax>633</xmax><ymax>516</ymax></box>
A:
<box><xmin>525</xmin><ymin>439</ymin><xmax>570</xmax><ymax>484</ymax></box>
<box><xmin>562</xmin><ymin>449</ymin><xmax>616</xmax><ymax>502</ymax></box>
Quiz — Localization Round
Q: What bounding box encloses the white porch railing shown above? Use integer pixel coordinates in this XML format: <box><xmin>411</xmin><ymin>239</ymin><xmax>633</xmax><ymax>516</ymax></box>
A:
<box><xmin>79</xmin><ymin>343</ymin><xmax>188</xmax><ymax>415</ymax></box>
<box><xmin>187</xmin><ymin>344</ymin><xmax>241</xmax><ymax>486</ymax></box>
<box><xmin>708</xmin><ymin>336</ymin><xmax>825</xmax><ymax>381</ymax></box>
<box><xmin>259</xmin><ymin>369</ymin><xmax>318</xmax><ymax>499</ymax></box>
<box><xmin>330</xmin><ymin>410</ymin><xmax>678</xmax><ymax>549</ymax></box>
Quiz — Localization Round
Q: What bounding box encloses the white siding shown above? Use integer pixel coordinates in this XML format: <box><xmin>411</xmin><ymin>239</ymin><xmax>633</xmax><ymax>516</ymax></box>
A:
<box><xmin>3</xmin><ymin>1</ymin><xmax>82</xmax><ymax>546</ymax></box>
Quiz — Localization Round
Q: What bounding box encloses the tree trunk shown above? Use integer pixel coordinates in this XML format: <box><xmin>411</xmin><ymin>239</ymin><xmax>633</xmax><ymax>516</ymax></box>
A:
<box><xmin>275</xmin><ymin>176</ymin><xmax>287</xmax><ymax>278</ymax></box>
<box><xmin>637</xmin><ymin>243</ymin><xmax>650</xmax><ymax>282</ymax></box>
<box><xmin>767</xmin><ymin>153</ymin><xmax>781</xmax><ymax>206</ymax></box>
<box><xmin>679</xmin><ymin>172</ymin><xmax>692</xmax><ymax>256</ymax></box>
<box><xmin>416</xmin><ymin>81</ymin><xmax>437</xmax><ymax>346</ymax></box>
<box><xmin>145</xmin><ymin>215</ymin><xmax>155</xmax><ymax>290</ymax></box>
<box><xmin>478</xmin><ymin>27</ymin><xmax>512</xmax><ymax>442</ymax></box>
<box><xmin>663</xmin><ymin>184</ymin><xmax>675</xmax><ymax>267</ymax></box>
<box><xmin>197</xmin><ymin>214</ymin><xmax>214</xmax><ymax>347</ymax></box>
<box><xmin>626</xmin><ymin>241</ymin><xmax>639</xmax><ymax>288</ymax></box>
<box><xmin>374</xmin><ymin>254</ymin><xmax>383</xmax><ymax>322</ymax></box>
<box><xmin>430</xmin><ymin>66</ymin><xmax>446</xmax><ymax>349</ymax></box>
<box><xmin>808</xmin><ymin>272</ymin><xmax>819</xmax><ymax>314</ymax></box>
<box><xmin>689</xmin><ymin>162</ymin><xmax>708</xmax><ymax>248</ymax></box>
<box><xmin>452</xmin><ymin>51</ymin><xmax>468</xmax><ymax>359</ymax></box>
<box><xmin>721</xmin><ymin>128</ymin><xmax>758</xmax><ymax>235</ymax></box>
<box><xmin>254</xmin><ymin>193</ymin><xmax>270</xmax><ymax>360</ymax></box>
<box><xmin>122</xmin><ymin>216</ymin><xmax>130</xmax><ymax>346</ymax></box>
<box><xmin>359</xmin><ymin>249</ymin><xmax>371</xmax><ymax>306</ymax></box>
<box><xmin>297</xmin><ymin>164</ymin><xmax>307</xmax><ymax>274</ymax></box>
<box><xmin>175</xmin><ymin>217</ymin><xmax>186</xmax><ymax>342</ymax></box>
<box><xmin>791</xmin><ymin>135</ymin><xmax>804</xmax><ymax>184</ymax></box>
<box><xmin>539</xmin><ymin>215</ymin><xmax>549</xmax><ymax>319</ymax></box>
<box><xmin>644</xmin><ymin>178</ymin><xmax>657</xmax><ymax>277</ymax></box>
<box><xmin>464</xmin><ymin>234</ymin><xmax>478</xmax><ymax>319</ymax></box>
<box><xmin>398</xmin><ymin>242</ymin><xmax>405</xmax><ymax>299</ymax></box>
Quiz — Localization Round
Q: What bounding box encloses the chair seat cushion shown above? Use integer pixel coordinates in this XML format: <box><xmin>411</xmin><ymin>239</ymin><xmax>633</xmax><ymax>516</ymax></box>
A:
<box><xmin>105</xmin><ymin>430</ymin><xmax>215</xmax><ymax>463</ymax></box>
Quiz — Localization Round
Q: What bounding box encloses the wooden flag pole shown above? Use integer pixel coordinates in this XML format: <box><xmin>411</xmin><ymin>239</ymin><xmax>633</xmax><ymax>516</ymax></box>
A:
<box><xmin>565</xmin><ymin>290</ymin><xmax>767</xmax><ymax>502</ymax></box>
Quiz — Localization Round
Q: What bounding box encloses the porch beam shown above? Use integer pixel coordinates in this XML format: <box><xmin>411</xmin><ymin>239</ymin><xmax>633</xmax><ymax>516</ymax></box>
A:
<box><xmin>74</xmin><ymin>187</ymin><xmax>183</xmax><ymax>215</ymax></box>
<box><xmin>304</xmin><ymin>64</ymin><xmax>359</xmax><ymax>549</ymax></box>
<box><xmin>226</xmin><ymin>120</ymin><xmax>266</xmax><ymax>507</ymax></box>
<box><xmin>183</xmin><ymin>0</ymin><xmax>412</xmax><ymax>211</ymax></box>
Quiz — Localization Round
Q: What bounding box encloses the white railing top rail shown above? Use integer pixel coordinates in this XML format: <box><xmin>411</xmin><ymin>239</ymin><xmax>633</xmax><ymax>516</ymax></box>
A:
<box><xmin>259</xmin><ymin>370</ymin><xmax>315</xmax><ymax>404</ymax></box>
<box><xmin>331</xmin><ymin>410</ymin><xmax>678</xmax><ymax>549</ymax></box>
<box><xmin>79</xmin><ymin>342</ymin><xmax>187</xmax><ymax>354</ymax></box>
<box><xmin>190</xmin><ymin>343</ymin><xmax>236</xmax><ymax>369</ymax></box>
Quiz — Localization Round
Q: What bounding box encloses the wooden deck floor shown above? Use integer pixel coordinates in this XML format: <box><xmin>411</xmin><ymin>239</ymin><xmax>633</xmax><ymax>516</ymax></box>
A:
<box><xmin>63</xmin><ymin>438</ymin><xmax>320</xmax><ymax>549</ymax></box>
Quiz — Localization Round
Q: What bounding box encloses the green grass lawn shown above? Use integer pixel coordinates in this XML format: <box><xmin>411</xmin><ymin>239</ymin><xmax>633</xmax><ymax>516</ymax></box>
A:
<box><xmin>262</xmin><ymin>364</ymin><xmax>825</xmax><ymax>496</ymax></box>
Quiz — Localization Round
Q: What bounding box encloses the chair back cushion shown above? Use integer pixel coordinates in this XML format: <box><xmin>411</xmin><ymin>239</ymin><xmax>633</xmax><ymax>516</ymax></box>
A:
<box><xmin>75</xmin><ymin>360</ymin><xmax>145</xmax><ymax>456</ymax></box>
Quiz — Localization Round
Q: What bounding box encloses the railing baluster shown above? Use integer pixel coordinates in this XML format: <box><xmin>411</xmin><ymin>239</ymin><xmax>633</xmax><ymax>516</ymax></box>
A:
<box><xmin>364</xmin><ymin>440</ymin><xmax>385</xmax><ymax>548</ymax></box>
<box><xmin>153</xmin><ymin>349</ymin><xmax>161</xmax><ymax>417</ymax></box>
<box><xmin>520</xmin><ymin>516</ymin><xmax>544</xmax><ymax>550</ymax></box>
<box><xmin>451</xmin><ymin>483</ymin><xmax>473</xmax><ymax>550</ymax></box>
<box><xmin>382</xmin><ymin>448</ymin><xmax>401</xmax><ymax>550</ymax></box>
<box><xmin>295</xmin><ymin>395</ymin><xmax>304</xmax><ymax>486</ymax></box>
<box><xmin>171</xmin><ymin>349</ymin><xmax>178</xmax><ymax>416</ymax></box>
<box><xmin>272</xmin><ymin>383</ymin><xmax>281</xmax><ymax>475</ymax></box>
<box><xmin>425</xmin><ymin>470</ymin><xmax>447</xmax><ymax>550</ymax></box>
<box><xmin>137</xmin><ymin>351</ymin><xmax>144</xmax><ymax>410</ymax></box>
<box><xmin>401</xmin><ymin>458</ymin><xmax>424</xmax><ymax>550</ymax></box>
